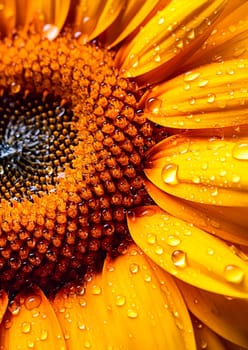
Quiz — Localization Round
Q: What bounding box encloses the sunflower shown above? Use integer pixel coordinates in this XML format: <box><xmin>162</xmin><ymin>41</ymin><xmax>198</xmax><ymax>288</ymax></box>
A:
<box><xmin>0</xmin><ymin>0</ymin><xmax>247</xmax><ymax>349</ymax></box>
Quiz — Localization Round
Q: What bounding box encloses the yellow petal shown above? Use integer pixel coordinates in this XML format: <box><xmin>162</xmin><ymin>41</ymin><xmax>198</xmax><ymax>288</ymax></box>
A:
<box><xmin>143</xmin><ymin>59</ymin><xmax>248</xmax><ymax>129</ymax></box>
<box><xmin>127</xmin><ymin>206</ymin><xmax>248</xmax><ymax>298</ymax></box>
<box><xmin>182</xmin><ymin>2</ymin><xmax>248</xmax><ymax>70</ymax></box>
<box><xmin>0</xmin><ymin>290</ymin><xmax>8</xmax><ymax>324</ymax></box>
<box><xmin>178</xmin><ymin>280</ymin><xmax>248</xmax><ymax>348</ymax></box>
<box><xmin>0</xmin><ymin>287</ymin><xmax>67</xmax><ymax>349</ymax></box>
<box><xmin>192</xmin><ymin>316</ymin><xmax>227</xmax><ymax>350</ymax></box>
<box><xmin>31</xmin><ymin>0</ymin><xmax>70</xmax><ymax>40</ymax></box>
<box><xmin>118</xmin><ymin>0</ymin><xmax>228</xmax><ymax>85</ymax></box>
<box><xmin>145</xmin><ymin>134</ymin><xmax>248</xmax><ymax>206</ymax></box>
<box><xmin>53</xmin><ymin>245</ymin><xmax>196</xmax><ymax>349</ymax></box>
<box><xmin>106</xmin><ymin>0</ymin><xmax>160</xmax><ymax>47</ymax></box>
<box><xmin>145</xmin><ymin>180</ymin><xmax>248</xmax><ymax>246</ymax></box>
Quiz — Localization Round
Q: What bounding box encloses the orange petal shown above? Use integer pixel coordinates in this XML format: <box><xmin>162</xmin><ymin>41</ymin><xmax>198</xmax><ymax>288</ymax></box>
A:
<box><xmin>178</xmin><ymin>280</ymin><xmax>248</xmax><ymax>348</ymax></box>
<box><xmin>31</xmin><ymin>0</ymin><xmax>70</xmax><ymax>40</ymax></box>
<box><xmin>182</xmin><ymin>2</ymin><xmax>248</xmax><ymax>70</ymax></box>
<box><xmin>145</xmin><ymin>180</ymin><xmax>248</xmax><ymax>246</ymax></box>
<box><xmin>143</xmin><ymin>59</ymin><xmax>248</xmax><ymax>129</ymax></box>
<box><xmin>127</xmin><ymin>206</ymin><xmax>248</xmax><ymax>298</ymax></box>
<box><xmin>67</xmin><ymin>0</ymin><xmax>122</xmax><ymax>43</ymax></box>
<box><xmin>192</xmin><ymin>316</ymin><xmax>227</xmax><ymax>350</ymax></box>
<box><xmin>118</xmin><ymin>0</ymin><xmax>228</xmax><ymax>85</ymax></box>
<box><xmin>0</xmin><ymin>290</ymin><xmax>8</xmax><ymax>325</ymax></box>
<box><xmin>0</xmin><ymin>0</ymin><xmax>35</xmax><ymax>36</ymax></box>
<box><xmin>0</xmin><ymin>286</ymin><xmax>67</xmax><ymax>349</ymax></box>
<box><xmin>145</xmin><ymin>134</ymin><xmax>248</xmax><ymax>206</ymax></box>
<box><xmin>53</xmin><ymin>245</ymin><xmax>196</xmax><ymax>349</ymax></box>
<box><xmin>106</xmin><ymin>0</ymin><xmax>160</xmax><ymax>47</ymax></box>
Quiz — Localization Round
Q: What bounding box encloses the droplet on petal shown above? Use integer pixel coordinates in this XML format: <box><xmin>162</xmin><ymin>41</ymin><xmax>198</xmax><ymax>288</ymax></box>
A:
<box><xmin>171</xmin><ymin>250</ymin><xmax>187</xmax><ymax>268</ymax></box>
<box><xmin>224</xmin><ymin>265</ymin><xmax>245</xmax><ymax>284</ymax></box>
<box><xmin>232</xmin><ymin>142</ymin><xmax>248</xmax><ymax>160</ymax></box>
<box><xmin>161</xmin><ymin>163</ymin><xmax>179</xmax><ymax>185</ymax></box>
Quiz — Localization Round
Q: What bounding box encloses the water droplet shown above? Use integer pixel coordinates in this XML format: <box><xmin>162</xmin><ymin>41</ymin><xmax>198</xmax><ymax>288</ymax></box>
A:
<box><xmin>224</xmin><ymin>264</ymin><xmax>244</xmax><ymax>284</ymax></box>
<box><xmin>21</xmin><ymin>322</ymin><xmax>32</xmax><ymax>334</ymax></box>
<box><xmin>155</xmin><ymin>245</ymin><xmax>164</xmax><ymax>255</ymax></box>
<box><xmin>207</xmin><ymin>93</ymin><xmax>216</xmax><ymax>103</ymax></box>
<box><xmin>84</xmin><ymin>340</ymin><xmax>91</xmax><ymax>348</ymax></box>
<box><xmin>43</xmin><ymin>24</ymin><xmax>59</xmax><ymax>40</ymax></box>
<box><xmin>129</xmin><ymin>263</ymin><xmax>139</xmax><ymax>274</ymax></box>
<box><xmin>198</xmin><ymin>79</ymin><xmax>208</xmax><ymax>87</ymax></box>
<box><xmin>40</xmin><ymin>329</ymin><xmax>48</xmax><ymax>340</ymax></box>
<box><xmin>232</xmin><ymin>142</ymin><xmax>248</xmax><ymax>160</ymax></box>
<box><xmin>171</xmin><ymin>250</ymin><xmax>187</xmax><ymax>268</ymax></box>
<box><xmin>127</xmin><ymin>309</ymin><xmax>138</xmax><ymax>319</ymax></box>
<box><xmin>232</xmin><ymin>174</ymin><xmax>240</xmax><ymax>183</ymax></box>
<box><xmin>147</xmin><ymin>232</ymin><xmax>157</xmax><ymax>245</ymax></box>
<box><xmin>167</xmin><ymin>235</ymin><xmax>181</xmax><ymax>247</ymax></box>
<box><xmin>115</xmin><ymin>295</ymin><xmax>126</xmax><ymax>306</ymax></box>
<box><xmin>187</xmin><ymin>29</ymin><xmax>195</xmax><ymax>40</ymax></box>
<box><xmin>10</xmin><ymin>82</ymin><xmax>21</xmax><ymax>94</ymax></box>
<box><xmin>145</xmin><ymin>97</ymin><xmax>162</xmax><ymax>114</ymax></box>
<box><xmin>158</xmin><ymin>17</ymin><xmax>165</xmax><ymax>25</ymax></box>
<box><xmin>161</xmin><ymin>163</ymin><xmax>179</xmax><ymax>185</ymax></box>
<box><xmin>92</xmin><ymin>285</ymin><xmax>102</xmax><ymax>295</ymax></box>
<box><xmin>184</xmin><ymin>71</ymin><xmax>200</xmax><ymax>82</ymax></box>
<box><xmin>25</xmin><ymin>295</ymin><xmax>42</xmax><ymax>310</ymax></box>
<box><xmin>77</xmin><ymin>321</ymin><xmax>86</xmax><ymax>330</ymax></box>
<box><xmin>207</xmin><ymin>248</ymin><xmax>215</xmax><ymax>255</ymax></box>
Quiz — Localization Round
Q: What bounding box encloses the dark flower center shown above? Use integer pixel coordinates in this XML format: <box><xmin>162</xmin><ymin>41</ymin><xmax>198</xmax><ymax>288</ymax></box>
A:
<box><xmin>0</xmin><ymin>89</ymin><xmax>78</xmax><ymax>201</ymax></box>
<box><xmin>0</xmin><ymin>29</ymin><xmax>165</xmax><ymax>298</ymax></box>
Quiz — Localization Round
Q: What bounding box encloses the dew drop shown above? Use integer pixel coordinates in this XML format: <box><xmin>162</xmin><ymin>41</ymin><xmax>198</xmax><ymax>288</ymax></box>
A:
<box><xmin>43</xmin><ymin>24</ymin><xmax>59</xmax><ymax>40</ymax></box>
<box><xmin>129</xmin><ymin>263</ymin><xmax>139</xmax><ymax>274</ymax></box>
<box><xmin>10</xmin><ymin>82</ymin><xmax>21</xmax><ymax>94</ymax></box>
<box><xmin>25</xmin><ymin>295</ymin><xmax>42</xmax><ymax>310</ymax></box>
<box><xmin>155</xmin><ymin>245</ymin><xmax>164</xmax><ymax>255</ymax></box>
<box><xmin>21</xmin><ymin>321</ymin><xmax>32</xmax><ymax>334</ymax></box>
<box><xmin>127</xmin><ymin>309</ymin><xmax>138</xmax><ymax>319</ymax></box>
<box><xmin>77</xmin><ymin>321</ymin><xmax>86</xmax><ymax>330</ymax></box>
<box><xmin>224</xmin><ymin>264</ymin><xmax>244</xmax><ymax>284</ymax></box>
<box><xmin>171</xmin><ymin>250</ymin><xmax>187</xmax><ymax>268</ymax></box>
<box><xmin>232</xmin><ymin>174</ymin><xmax>240</xmax><ymax>183</ymax></box>
<box><xmin>232</xmin><ymin>142</ymin><xmax>248</xmax><ymax>160</ymax></box>
<box><xmin>167</xmin><ymin>235</ymin><xmax>181</xmax><ymax>247</ymax></box>
<box><xmin>207</xmin><ymin>93</ymin><xmax>216</xmax><ymax>103</ymax></box>
<box><xmin>184</xmin><ymin>71</ymin><xmax>200</xmax><ymax>82</ymax></box>
<box><xmin>198</xmin><ymin>79</ymin><xmax>208</xmax><ymax>87</ymax></box>
<box><xmin>40</xmin><ymin>329</ymin><xmax>48</xmax><ymax>340</ymax></box>
<box><xmin>145</xmin><ymin>97</ymin><xmax>162</xmax><ymax>114</ymax></box>
<box><xmin>92</xmin><ymin>285</ymin><xmax>102</xmax><ymax>295</ymax></box>
<box><xmin>146</xmin><ymin>232</ymin><xmax>157</xmax><ymax>245</ymax></box>
<box><xmin>161</xmin><ymin>163</ymin><xmax>179</xmax><ymax>185</ymax></box>
<box><xmin>115</xmin><ymin>295</ymin><xmax>126</xmax><ymax>306</ymax></box>
<box><xmin>84</xmin><ymin>340</ymin><xmax>91</xmax><ymax>348</ymax></box>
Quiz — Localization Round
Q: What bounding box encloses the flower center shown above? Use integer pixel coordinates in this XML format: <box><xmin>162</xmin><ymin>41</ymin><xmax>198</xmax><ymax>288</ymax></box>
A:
<box><xmin>0</xmin><ymin>88</ymin><xmax>78</xmax><ymax>201</ymax></box>
<box><xmin>0</xmin><ymin>29</ymin><xmax>165</xmax><ymax>297</ymax></box>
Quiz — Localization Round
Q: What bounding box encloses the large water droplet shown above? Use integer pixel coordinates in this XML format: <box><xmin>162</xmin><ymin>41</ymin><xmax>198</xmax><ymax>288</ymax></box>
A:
<box><xmin>162</xmin><ymin>163</ymin><xmax>179</xmax><ymax>185</ymax></box>
<box><xmin>147</xmin><ymin>232</ymin><xmax>157</xmax><ymax>245</ymax></box>
<box><xmin>232</xmin><ymin>142</ymin><xmax>248</xmax><ymax>160</ymax></box>
<box><xmin>146</xmin><ymin>97</ymin><xmax>162</xmax><ymax>114</ymax></box>
<box><xmin>25</xmin><ymin>295</ymin><xmax>42</xmax><ymax>310</ymax></box>
<box><xmin>171</xmin><ymin>250</ymin><xmax>187</xmax><ymax>268</ymax></box>
<box><xmin>92</xmin><ymin>285</ymin><xmax>102</xmax><ymax>295</ymax></box>
<box><xmin>224</xmin><ymin>264</ymin><xmax>244</xmax><ymax>284</ymax></box>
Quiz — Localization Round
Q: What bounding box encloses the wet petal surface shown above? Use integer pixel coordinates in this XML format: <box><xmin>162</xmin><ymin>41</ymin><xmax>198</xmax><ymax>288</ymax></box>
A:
<box><xmin>128</xmin><ymin>206</ymin><xmax>248</xmax><ymax>298</ymax></box>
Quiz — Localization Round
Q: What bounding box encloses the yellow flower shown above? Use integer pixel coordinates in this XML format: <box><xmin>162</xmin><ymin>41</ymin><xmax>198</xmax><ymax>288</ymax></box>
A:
<box><xmin>0</xmin><ymin>0</ymin><xmax>247</xmax><ymax>349</ymax></box>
